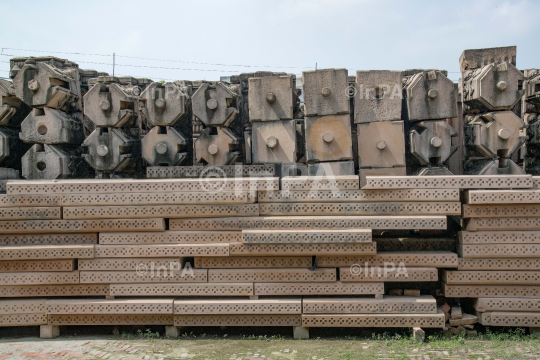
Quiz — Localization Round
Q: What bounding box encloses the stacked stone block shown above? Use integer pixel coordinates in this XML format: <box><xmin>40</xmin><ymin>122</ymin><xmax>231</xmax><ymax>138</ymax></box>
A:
<box><xmin>523</xmin><ymin>69</ymin><xmax>540</xmax><ymax>174</ymax></box>
<box><xmin>354</xmin><ymin>70</ymin><xmax>406</xmax><ymax>186</ymax></box>
<box><xmin>302</xmin><ymin>68</ymin><xmax>353</xmax><ymax>176</ymax></box>
<box><xmin>82</xmin><ymin>75</ymin><xmax>152</xmax><ymax>178</ymax></box>
<box><xmin>402</xmin><ymin>69</ymin><xmax>459</xmax><ymax>176</ymax></box>
<box><xmin>460</xmin><ymin>46</ymin><xmax>526</xmax><ymax>175</ymax></box>
<box><xmin>10</xmin><ymin>57</ymin><xmax>88</xmax><ymax>179</ymax></box>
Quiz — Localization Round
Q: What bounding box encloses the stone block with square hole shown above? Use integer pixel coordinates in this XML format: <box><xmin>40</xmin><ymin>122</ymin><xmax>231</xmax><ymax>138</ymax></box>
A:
<box><xmin>403</xmin><ymin>70</ymin><xmax>457</xmax><ymax>121</ymax></box>
<box><xmin>20</xmin><ymin>107</ymin><xmax>85</xmax><ymax>145</ymax></box>
<box><xmin>305</xmin><ymin>114</ymin><xmax>352</xmax><ymax>163</ymax></box>
<box><xmin>357</xmin><ymin>121</ymin><xmax>405</xmax><ymax>168</ymax></box>
<box><xmin>302</xmin><ymin>68</ymin><xmax>349</xmax><ymax>117</ymax></box>
<box><xmin>252</xmin><ymin>120</ymin><xmax>297</xmax><ymax>164</ymax></box>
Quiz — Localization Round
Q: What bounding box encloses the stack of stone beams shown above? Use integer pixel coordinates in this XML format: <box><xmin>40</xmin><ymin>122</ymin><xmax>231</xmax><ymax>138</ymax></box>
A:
<box><xmin>443</xmin><ymin>175</ymin><xmax>540</xmax><ymax>327</ymax></box>
<box><xmin>0</xmin><ymin>174</ymin><xmax>491</xmax><ymax>338</ymax></box>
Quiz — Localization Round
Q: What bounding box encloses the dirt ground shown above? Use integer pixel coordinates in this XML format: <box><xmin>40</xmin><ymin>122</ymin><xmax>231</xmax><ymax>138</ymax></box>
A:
<box><xmin>0</xmin><ymin>326</ymin><xmax>539</xmax><ymax>360</ymax></box>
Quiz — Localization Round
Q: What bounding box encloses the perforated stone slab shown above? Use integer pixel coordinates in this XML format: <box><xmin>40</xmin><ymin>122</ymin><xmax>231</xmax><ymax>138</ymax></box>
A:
<box><xmin>241</xmin><ymin>229</ymin><xmax>372</xmax><ymax>244</ymax></box>
<box><xmin>281</xmin><ymin>176</ymin><xmax>359</xmax><ymax>191</ymax></box>
<box><xmin>6</xmin><ymin>178</ymin><xmax>280</xmax><ymax>194</ymax></box>
<box><xmin>463</xmin><ymin>204</ymin><xmax>540</xmax><ymax>218</ymax></box>
<box><xmin>78</xmin><ymin>258</ymin><xmax>183</xmax><ymax>271</ymax></box>
<box><xmin>443</xmin><ymin>283</ymin><xmax>540</xmax><ymax>298</ymax></box>
<box><xmin>458</xmin><ymin>258</ymin><xmax>540</xmax><ymax>270</ymax></box>
<box><xmin>302</xmin><ymin>296</ymin><xmax>437</xmax><ymax>314</ymax></box>
<box><xmin>194</xmin><ymin>256</ymin><xmax>312</xmax><ymax>269</ymax></box>
<box><xmin>466</xmin><ymin>218</ymin><xmax>540</xmax><ymax>231</ymax></box>
<box><xmin>0</xmin><ymin>233</ymin><xmax>97</xmax><ymax>246</ymax></box>
<box><xmin>146</xmin><ymin>165</ymin><xmax>276</xmax><ymax>179</ymax></box>
<box><xmin>465</xmin><ymin>190</ymin><xmax>540</xmax><ymax>204</ymax></box>
<box><xmin>99</xmin><ymin>231</ymin><xmax>240</xmax><ymax>245</ymax></box>
<box><xmin>80</xmin><ymin>270</ymin><xmax>208</xmax><ymax>283</ymax></box>
<box><xmin>259</xmin><ymin>202</ymin><xmax>461</xmax><ymax>216</ymax></box>
<box><xmin>0</xmin><ymin>314</ymin><xmax>47</xmax><ymax>326</ymax></box>
<box><xmin>0</xmin><ymin>271</ymin><xmax>79</xmax><ymax>286</ymax></box>
<box><xmin>478</xmin><ymin>312</ymin><xmax>540</xmax><ymax>327</ymax></box>
<box><xmin>174</xmin><ymin>314</ymin><xmax>301</xmax><ymax>327</ymax></box>
<box><xmin>340</xmin><ymin>267</ymin><xmax>438</xmax><ymax>282</ymax></box>
<box><xmin>443</xmin><ymin>270</ymin><xmax>540</xmax><ymax>285</ymax></box>
<box><xmin>95</xmin><ymin>244</ymin><xmax>228</xmax><ymax>257</ymax></box>
<box><xmin>473</xmin><ymin>297</ymin><xmax>540</xmax><ymax>312</ymax></box>
<box><xmin>258</xmin><ymin>189</ymin><xmax>460</xmax><ymax>203</ymax></box>
<box><xmin>0</xmin><ymin>207</ymin><xmax>61</xmax><ymax>220</ymax></box>
<box><xmin>46</xmin><ymin>299</ymin><xmax>174</xmax><ymax>314</ymax></box>
<box><xmin>0</xmin><ymin>218</ymin><xmax>165</xmax><ymax>234</ymax></box>
<box><xmin>0</xmin><ymin>245</ymin><xmax>94</xmax><ymax>260</ymax></box>
<box><xmin>0</xmin><ymin>299</ymin><xmax>45</xmax><ymax>314</ymax></box>
<box><xmin>48</xmin><ymin>314</ymin><xmax>174</xmax><ymax>325</ymax></box>
<box><xmin>302</xmin><ymin>310</ymin><xmax>445</xmax><ymax>328</ymax></box>
<box><xmin>0</xmin><ymin>284</ymin><xmax>108</xmax><ymax>298</ymax></box>
<box><xmin>61</xmin><ymin>191</ymin><xmax>256</xmax><ymax>206</ymax></box>
<box><xmin>174</xmin><ymin>299</ymin><xmax>302</xmax><ymax>315</ymax></box>
<box><xmin>317</xmin><ymin>252</ymin><xmax>458</xmax><ymax>268</ymax></box>
<box><xmin>459</xmin><ymin>244</ymin><xmax>540</xmax><ymax>258</ymax></box>
<box><xmin>254</xmin><ymin>282</ymin><xmax>383</xmax><ymax>296</ymax></box>
<box><xmin>229</xmin><ymin>242</ymin><xmax>376</xmax><ymax>256</ymax></box>
<box><xmin>110</xmin><ymin>283</ymin><xmax>253</xmax><ymax>297</ymax></box>
<box><xmin>63</xmin><ymin>204</ymin><xmax>259</xmax><ymax>220</ymax></box>
<box><xmin>0</xmin><ymin>259</ymin><xmax>75</xmax><ymax>272</ymax></box>
<box><xmin>0</xmin><ymin>194</ymin><xmax>61</xmax><ymax>207</ymax></box>
<box><xmin>170</xmin><ymin>216</ymin><xmax>447</xmax><ymax>231</ymax></box>
<box><xmin>459</xmin><ymin>231</ymin><xmax>540</xmax><ymax>244</ymax></box>
<box><xmin>376</xmin><ymin>238</ymin><xmax>455</xmax><ymax>252</ymax></box>
<box><xmin>363</xmin><ymin>175</ymin><xmax>532</xmax><ymax>189</ymax></box>
<box><xmin>208</xmin><ymin>268</ymin><xmax>336</xmax><ymax>283</ymax></box>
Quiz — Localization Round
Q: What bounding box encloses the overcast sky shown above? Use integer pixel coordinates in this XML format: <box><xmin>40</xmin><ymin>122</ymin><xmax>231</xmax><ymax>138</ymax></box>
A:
<box><xmin>1</xmin><ymin>0</ymin><xmax>538</xmax><ymax>83</ymax></box>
